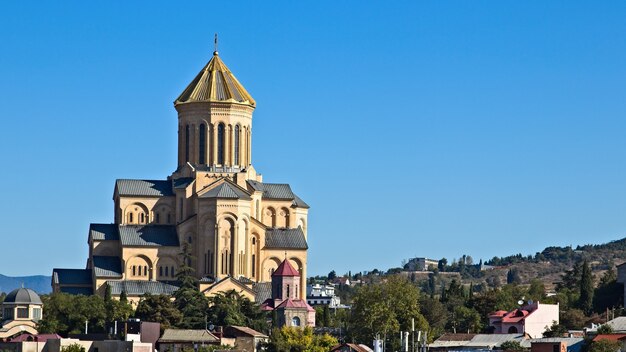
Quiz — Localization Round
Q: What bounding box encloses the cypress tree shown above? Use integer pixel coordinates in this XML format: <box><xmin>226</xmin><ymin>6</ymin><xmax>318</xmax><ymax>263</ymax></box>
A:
<box><xmin>579</xmin><ymin>259</ymin><xmax>594</xmax><ymax>314</ymax></box>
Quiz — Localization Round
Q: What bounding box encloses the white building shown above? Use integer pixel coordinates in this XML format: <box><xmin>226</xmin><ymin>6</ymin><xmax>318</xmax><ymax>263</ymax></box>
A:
<box><xmin>306</xmin><ymin>284</ymin><xmax>341</xmax><ymax>308</ymax></box>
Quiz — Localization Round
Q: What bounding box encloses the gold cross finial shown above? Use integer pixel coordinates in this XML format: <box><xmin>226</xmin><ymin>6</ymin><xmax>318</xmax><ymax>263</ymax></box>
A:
<box><xmin>214</xmin><ymin>33</ymin><xmax>218</xmax><ymax>55</ymax></box>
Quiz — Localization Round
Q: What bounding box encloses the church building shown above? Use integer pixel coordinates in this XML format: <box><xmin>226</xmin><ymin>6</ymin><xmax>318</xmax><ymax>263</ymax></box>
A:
<box><xmin>52</xmin><ymin>47</ymin><xmax>310</xmax><ymax>305</ymax></box>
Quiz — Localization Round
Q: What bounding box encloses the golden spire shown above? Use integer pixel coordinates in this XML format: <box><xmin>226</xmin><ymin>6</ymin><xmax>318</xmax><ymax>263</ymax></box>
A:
<box><xmin>175</xmin><ymin>37</ymin><xmax>255</xmax><ymax>107</ymax></box>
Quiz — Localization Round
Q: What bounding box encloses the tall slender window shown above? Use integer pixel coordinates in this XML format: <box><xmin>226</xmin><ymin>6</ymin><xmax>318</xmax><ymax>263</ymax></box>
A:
<box><xmin>217</xmin><ymin>123</ymin><xmax>225</xmax><ymax>164</ymax></box>
<box><xmin>185</xmin><ymin>125</ymin><xmax>190</xmax><ymax>162</ymax></box>
<box><xmin>234</xmin><ymin>125</ymin><xmax>240</xmax><ymax>165</ymax></box>
<box><xmin>199</xmin><ymin>124</ymin><xmax>206</xmax><ymax>164</ymax></box>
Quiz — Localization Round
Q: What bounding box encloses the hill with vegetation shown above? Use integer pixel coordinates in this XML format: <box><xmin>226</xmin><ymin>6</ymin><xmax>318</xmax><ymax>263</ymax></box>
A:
<box><xmin>0</xmin><ymin>274</ymin><xmax>51</xmax><ymax>294</ymax></box>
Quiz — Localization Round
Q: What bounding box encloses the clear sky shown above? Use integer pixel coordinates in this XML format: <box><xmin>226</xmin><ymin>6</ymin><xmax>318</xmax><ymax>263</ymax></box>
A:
<box><xmin>2</xmin><ymin>1</ymin><xmax>626</xmax><ymax>277</ymax></box>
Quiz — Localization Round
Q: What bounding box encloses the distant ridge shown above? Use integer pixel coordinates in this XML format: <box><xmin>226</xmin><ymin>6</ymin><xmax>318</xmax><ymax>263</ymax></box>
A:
<box><xmin>0</xmin><ymin>274</ymin><xmax>51</xmax><ymax>294</ymax></box>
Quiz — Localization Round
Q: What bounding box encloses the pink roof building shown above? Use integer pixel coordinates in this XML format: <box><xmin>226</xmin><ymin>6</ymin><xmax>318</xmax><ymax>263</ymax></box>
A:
<box><xmin>488</xmin><ymin>302</ymin><xmax>559</xmax><ymax>338</ymax></box>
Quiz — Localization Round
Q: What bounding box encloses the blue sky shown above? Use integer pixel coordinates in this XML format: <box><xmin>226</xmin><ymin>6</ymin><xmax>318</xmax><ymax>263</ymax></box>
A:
<box><xmin>2</xmin><ymin>2</ymin><xmax>626</xmax><ymax>277</ymax></box>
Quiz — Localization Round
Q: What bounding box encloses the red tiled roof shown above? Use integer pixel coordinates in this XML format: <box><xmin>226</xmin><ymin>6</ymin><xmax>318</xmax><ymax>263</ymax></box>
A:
<box><xmin>272</xmin><ymin>259</ymin><xmax>300</xmax><ymax>277</ymax></box>
<box><xmin>593</xmin><ymin>334</ymin><xmax>626</xmax><ymax>342</ymax></box>
<box><xmin>276</xmin><ymin>298</ymin><xmax>315</xmax><ymax>312</ymax></box>
<box><xmin>10</xmin><ymin>334</ymin><xmax>61</xmax><ymax>342</ymax></box>
<box><xmin>501</xmin><ymin>309</ymin><xmax>531</xmax><ymax>323</ymax></box>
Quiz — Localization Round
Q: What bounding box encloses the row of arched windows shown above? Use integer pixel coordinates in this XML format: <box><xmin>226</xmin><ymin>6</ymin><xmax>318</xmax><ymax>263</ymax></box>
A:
<box><xmin>183</xmin><ymin>122</ymin><xmax>249</xmax><ymax>166</ymax></box>
<box><xmin>125</xmin><ymin>208</ymin><xmax>173</xmax><ymax>225</ymax></box>
<box><xmin>158</xmin><ymin>265</ymin><xmax>176</xmax><ymax>278</ymax></box>
<box><xmin>131</xmin><ymin>265</ymin><xmax>149</xmax><ymax>277</ymax></box>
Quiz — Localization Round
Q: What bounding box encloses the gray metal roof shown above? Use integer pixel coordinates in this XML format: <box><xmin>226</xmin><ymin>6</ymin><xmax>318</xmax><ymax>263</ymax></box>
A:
<box><xmin>4</xmin><ymin>288</ymin><xmax>42</xmax><ymax>304</ymax></box>
<box><xmin>200</xmin><ymin>182</ymin><xmax>251</xmax><ymax>200</ymax></box>
<box><xmin>248</xmin><ymin>180</ymin><xmax>309</xmax><ymax>208</ymax></box>
<box><xmin>292</xmin><ymin>195</ymin><xmax>310</xmax><ymax>208</ymax></box>
<box><xmin>430</xmin><ymin>334</ymin><xmax>529</xmax><ymax>349</ymax></box>
<box><xmin>89</xmin><ymin>223</ymin><xmax>119</xmax><ymax>241</ymax></box>
<box><xmin>605</xmin><ymin>317</ymin><xmax>626</xmax><ymax>332</ymax></box>
<box><xmin>159</xmin><ymin>329</ymin><xmax>219</xmax><ymax>343</ymax></box>
<box><xmin>93</xmin><ymin>256</ymin><xmax>123</xmax><ymax>277</ymax></box>
<box><xmin>115</xmin><ymin>179</ymin><xmax>174</xmax><ymax>197</ymax></box>
<box><xmin>253</xmin><ymin>282</ymin><xmax>272</xmax><ymax>303</ymax></box>
<box><xmin>173</xmin><ymin>177</ymin><xmax>194</xmax><ymax>189</ymax></box>
<box><xmin>52</xmin><ymin>268</ymin><xmax>92</xmax><ymax>285</ymax></box>
<box><xmin>265</xmin><ymin>227</ymin><xmax>308</xmax><ymax>249</ymax></box>
<box><xmin>248</xmin><ymin>180</ymin><xmax>294</xmax><ymax>199</ymax></box>
<box><xmin>107</xmin><ymin>280</ymin><xmax>179</xmax><ymax>295</ymax></box>
<box><xmin>119</xmin><ymin>225</ymin><xmax>179</xmax><ymax>247</ymax></box>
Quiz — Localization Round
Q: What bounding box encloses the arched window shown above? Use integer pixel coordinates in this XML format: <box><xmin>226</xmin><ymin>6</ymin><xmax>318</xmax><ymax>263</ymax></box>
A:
<box><xmin>508</xmin><ymin>326</ymin><xmax>518</xmax><ymax>333</ymax></box>
<box><xmin>165</xmin><ymin>266</ymin><xmax>169</xmax><ymax>277</ymax></box>
<box><xmin>292</xmin><ymin>317</ymin><xmax>301</xmax><ymax>327</ymax></box>
<box><xmin>132</xmin><ymin>265</ymin><xmax>136</xmax><ymax>276</ymax></box>
<box><xmin>217</xmin><ymin>123</ymin><xmax>225</xmax><ymax>164</ymax></box>
<box><xmin>140</xmin><ymin>213</ymin><xmax>145</xmax><ymax>223</ymax></box>
<box><xmin>159</xmin><ymin>266</ymin><xmax>163</xmax><ymax>277</ymax></box>
<box><xmin>171</xmin><ymin>266</ymin><xmax>175</xmax><ymax>277</ymax></box>
<box><xmin>199</xmin><ymin>124</ymin><xmax>206</xmax><ymax>164</ymax></box>
<box><xmin>234</xmin><ymin>125</ymin><xmax>240</xmax><ymax>165</ymax></box>
<box><xmin>155</xmin><ymin>213</ymin><xmax>160</xmax><ymax>224</ymax></box>
<box><xmin>185</xmin><ymin>125</ymin><xmax>190</xmax><ymax>162</ymax></box>
<box><xmin>144</xmin><ymin>266</ymin><xmax>148</xmax><ymax>276</ymax></box>
<box><xmin>129</xmin><ymin>213</ymin><xmax>133</xmax><ymax>223</ymax></box>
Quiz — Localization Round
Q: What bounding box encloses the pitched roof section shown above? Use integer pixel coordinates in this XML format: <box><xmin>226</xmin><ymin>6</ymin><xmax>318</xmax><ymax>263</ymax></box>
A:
<box><xmin>89</xmin><ymin>224</ymin><xmax>119</xmax><ymax>241</ymax></box>
<box><xmin>265</xmin><ymin>227</ymin><xmax>308</xmax><ymax>250</ymax></box>
<box><xmin>92</xmin><ymin>256</ymin><xmax>123</xmax><ymax>277</ymax></box>
<box><xmin>52</xmin><ymin>268</ymin><xmax>92</xmax><ymax>285</ymax></box>
<box><xmin>115</xmin><ymin>179</ymin><xmax>174</xmax><ymax>197</ymax></box>
<box><xmin>159</xmin><ymin>329</ymin><xmax>219</xmax><ymax>343</ymax></box>
<box><xmin>199</xmin><ymin>182</ymin><xmax>252</xmax><ymax>200</ymax></box>
<box><xmin>118</xmin><ymin>225</ymin><xmax>179</xmax><ymax>247</ymax></box>
<box><xmin>173</xmin><ymin>177</ymin><xmax>194</xmax><ymax>189</ymax></box>
<box><xmin>107</xmin><ymin>280</ymin><xmax>179</xmax><ymax>295</ymax></box>
<box><xmin>248</xmin><ymin>180</ymin><xmax>309</xmax><ymax>208</ymax></box>
<box><xmin>175</xmin><ymin>52</ymin><xmax>255</xmax><ymax>107</ymax></box>
<box><xmin>272</xmin><ymin>259</ymin><xmax>300</xmax><ymax>277</ymax></box>
<box><xmin>253</xmin><ymin>282</ymin><xmax>272</xmax><ymax>303</ymax></box>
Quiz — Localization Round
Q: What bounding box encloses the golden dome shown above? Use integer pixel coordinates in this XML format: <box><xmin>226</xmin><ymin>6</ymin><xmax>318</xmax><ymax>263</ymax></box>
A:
<box><xmin>175</xmin><ymin>52</ymin><xmax>255</xmax><ymax>107</ymax></box>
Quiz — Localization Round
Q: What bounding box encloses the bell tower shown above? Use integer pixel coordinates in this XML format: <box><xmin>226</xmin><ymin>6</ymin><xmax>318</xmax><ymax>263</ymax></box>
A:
<box><xmin>174</xmin><ymin>46</ymin><xmax>256</xmax><ymax>171</ymax></box>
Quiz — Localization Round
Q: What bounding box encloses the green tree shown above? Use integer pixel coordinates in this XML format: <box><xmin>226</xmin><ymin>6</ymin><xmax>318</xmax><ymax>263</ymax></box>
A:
<box><xmin>37</xmin><ymin>293</ymin><xmax>107</xmax><ymax>335</ymax></box>
<box><xmin>61</xmin><ymin>344</ymin><xmax>86</xmax><ymax>352</ymax></box>
<box><xmin>350</xmin><ymin>275</ymin><xmax>428</xmax><ymax>350</ymax></box>
<box><xmin>593</xmin><ymin>267</ymin><xmax>623</xmax><ymax>314</ymax></box>
<box><xmin>328</xmin><ymin>270</ymin><xmax>337</xmax><ymax>281</ymax></box>
<box><xmin>264</xmin><ymin>326</ymin><xmax>337</xmax><ymax>352</ymax></box>
<box><xmin>173</xmin><ymin>243</ymin><xmax>209</xmax><ymax>329</ymax></box>
<box><xmin>578</xmin><ymin>260</ymin><xmax>594</xmax><ymax>314</ymax></box>
<box><xmin>558</xmin><ymin>262</ymin><xmax>582</xmax><ymax>292</ymax></box>
<box><xmin>597</xmin><ymin>324</ymin><xmax>614</xmax><ymax>335</ymax></box>
<box><xmin>560</xmin><ymin>308</ymin><xmax>587</xmax><ymax>330</ymax></box>
<box><xmin>453</xmin><ymin>306</ymin><xmax>482</xmax><ymax>333</ymax></box>
<box><xmin>499</xmin><ymin>341</ymin><xmax>525</xmax><ymax>351</ymax></box>
<box><xmin>506</xmin><ymin>268</ymin><xmax>521</xmax><ymax>285</ymax></box>
<box><xmin>589</xmin><ymin>339</ymin><xmax>621</xmax><ymax>352</ymax></box>
<box><xmin>206</xmin><ymin>290</ymin><xmax>268</xmax><ymax>333</ymax></box>
<box><xmin>134</xmin><ymin>294</ymin><xmax>182</xmax><ymax>330</ymax></box>
<box><xmin>419</xmin><ymin>296</ymin><xmax>447</xmax><ymax>338</ymax></box>
<box><xmin>527</xmin><ymin>279</ymin><xmax>546</xmax><ymax>301</ymax></box>
<box><xmin>543</xmin><ymin>321</ymin><xmax>567</xmax><ymax>337</ymax></box>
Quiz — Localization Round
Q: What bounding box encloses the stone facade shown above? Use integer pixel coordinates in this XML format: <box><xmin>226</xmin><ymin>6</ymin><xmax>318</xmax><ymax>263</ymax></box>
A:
<box><xmin>52</xmin><ymin>49</ymin><xmax>310</xmax><ymax>302</ymax></box>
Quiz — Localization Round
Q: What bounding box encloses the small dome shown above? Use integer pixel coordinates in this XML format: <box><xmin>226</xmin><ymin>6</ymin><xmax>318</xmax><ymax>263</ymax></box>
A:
<box><xmin>4</xmin><ymin>288</ymin><xmax>42</xmax><ymax>305</ymax></box>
